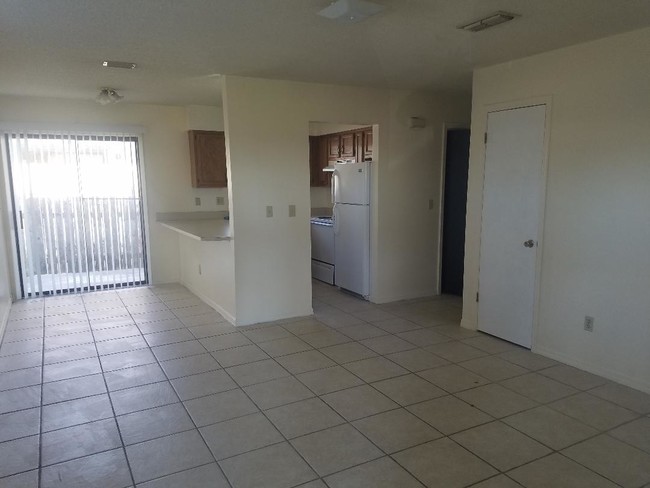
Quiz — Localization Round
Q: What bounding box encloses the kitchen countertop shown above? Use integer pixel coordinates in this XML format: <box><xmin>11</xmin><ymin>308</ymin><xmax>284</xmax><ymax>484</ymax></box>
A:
<box><xmin>157</xmin><ymin>212</ymin><xmax>232</xmax><ymax>241</ymax></box>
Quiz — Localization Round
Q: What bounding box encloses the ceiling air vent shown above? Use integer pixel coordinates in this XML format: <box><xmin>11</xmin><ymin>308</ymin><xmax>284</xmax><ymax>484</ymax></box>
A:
<box><xmin>102</xmin><ymin>60</ymin><xmax>137</xmax><ymax>69</ymax></box>
<box><xmin>458</xmin><ymin>11</ymin><xmax>519</xmax><ymax>32</ymax></box>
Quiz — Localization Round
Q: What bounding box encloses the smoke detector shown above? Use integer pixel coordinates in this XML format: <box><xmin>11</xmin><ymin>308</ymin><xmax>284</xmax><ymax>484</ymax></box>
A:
<box><xmin>318</xmin><ymin>0</ymin><xmax>386</xmax><ymax>24</ymax></box>
<box><xmin>458</xmin><ymin>11</ymin><xmax>519</xmax><ymax>32</ymax></box>
<box><xmin>96</xmin><ymin>88</ymin><xmax>124</xmax><ymax>105</ymax></box>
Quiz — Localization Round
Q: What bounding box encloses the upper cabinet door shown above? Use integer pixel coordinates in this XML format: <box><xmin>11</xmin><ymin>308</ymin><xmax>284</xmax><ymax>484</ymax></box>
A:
<box><xmin>340</xmin><ymin>132</ymin><xmax>355</xmax><ymax>159</ymax></box>
<box><xmin>363</xmin><ymin>129</ymin><xmax>373</xmax><ymax>161</ymax></box>
<box><xmin>188</xmin><ymin>130</ymin><xmax>227</xmax><ymax>188</ymax></box>
<box><xmin>328</xmin><ymin>134</ymin><xmax>341</xmax><ymax>159</ymax></box>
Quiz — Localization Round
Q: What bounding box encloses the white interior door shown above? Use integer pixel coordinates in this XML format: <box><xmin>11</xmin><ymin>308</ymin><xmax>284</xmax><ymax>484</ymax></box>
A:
<box><xmin>478</xmin><ymin>105</ymin><xmax>547</xmax><ymax>347</ymax></box>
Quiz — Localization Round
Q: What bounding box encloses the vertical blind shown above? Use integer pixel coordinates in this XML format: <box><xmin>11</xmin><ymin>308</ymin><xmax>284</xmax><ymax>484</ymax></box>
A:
<box><xmin>4</xmin><ymin>129</ymin><xmax>148</xmax><ymax>297</ymax></box>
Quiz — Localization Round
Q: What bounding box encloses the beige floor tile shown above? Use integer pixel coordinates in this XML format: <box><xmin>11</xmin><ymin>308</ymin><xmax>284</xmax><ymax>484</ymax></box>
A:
<box><xmin>301</xmin><ymin>330</ymin><xmax>352</xmax><ymax>348</ymax></box>
<box><xmin>0</xmin><ymin>470</ymin><xmax>39</xmax><ymax>488</ymax></box>
<box><xmin>396</xmin><ymin>328</ymin><xmax>452</xmax><ymax>347</ymax></box>
<box><xmin>257</xmin><ymin>336</ymin><xmax>313</xmax><ymax>357</ymax></box>
<box><xmin>338</xmin><ymin>323</ymin><xmax>389</xmax><ymax>341</ymax></box>
<box><xmin>461</xmin><ymin>335</ymin><xmax>520</xmax><ymax>354</ymax></box>
<box><xmin>343</xmin><ymin>356</ymin><xmax>408</xmax><ymax>383</ymax></box>
<box><xmin>170</xmin><ymin>369</ymin><xmax>237</xmax><ymax>400</ymax></box>
<box><xmin>361</xmin><ymin>335</ymin><xmax>417</xmax><ymax>355</ymax></box>
<box><xmin>219</xmin><ymin>442</ymin><xmax>317</xmax><ymax>487</ymax></box>
<box><xmin>241</xmin><ymin>325</ymin><xmax>292</xmax><ymax>343</ymax></box>
<box><xmin>321</xmin><ymin>384</ymin><xmax>398</xmax><ymax>421</ymax></box>
<box><xmin>425</xmin><ymin>341</ymin><xmax>488</xmax><ymax>363</ymax></box>
<box><xmin>275</xmin><ymin>349</ymin><xmax>336</xmax><ymax>374</ymax></box>
<box><xmin>372</xmin><ymin>374</ymin><xmax>446</xmax><ymax>406</ymax></box>
<box><xmin>503</xmin><ymin>406</ymin><xmax>598</xmax><ymax>450</ymax></box>
<box><xmin>159</xmin><ymin>353</ymin><xmax>221</xmax><ymax>379</ymax></box>
<box><xmin>589</xmin><ymin>382</ymin><xmax>650</xmax><ymax>414</ymax></box>
<box><xmin>500</xmin><ymin>372</ymin><xmax>578</xmax><ymax>403</ymax></box>
<box><xmin>451</xmin><ymin>421</ymin><xmax>551</xmax><ymax>471</ymax></box>
<box><xmin>117</xmin><ymin>403</ymin><xmax>195</xmax><ymax>445</ymax></box>
<box><xmin>291</xmin><ymin>424</ymin><xmax>382</xmax><ymax>476</ymax></box>
<box><xmin>296</xmin><ymin>365</ymin><xmax>364</xmax><ymax>395</ymax></box>
<box><xmin>200</xmin><ymin>412</ymin><xmax>283</xmax><ymax>460</ymax></box>
<box><xmin>407</xmin><ymin>395</ymin><xmax>493</xmax><ymax>435</ymax></box>
<box><xmin>417</xmin><ymin>364</ymin><xmax>491</xmax><ymax>393</ymax></box>
<box><xmin>243</xmin><ymin>376</ymin><xmax>314</xmax><ymax>410</ymax></box>
<box><xmin>225</xmin><ymin>358</ymin><xmax>289</xmax><ymax>386</ymax></box>
<box><xmin>371</xmin><ymin>318</ymin><xmax>422</xmax><ymax>334</ymax></box>
<box><xmin>393</xmin><ymin>437</ymin><xmax>497</xmax><ymax>488</ymax></box>
<box><xmin>126</xmin><ymin>430</ymin><xmax>213</xmax><ymax>483</ymax></box>
<box><xmin>184</xmin><ymin>388</ymin><xmax>258</xmax><ymax>427</ymax></box>
<box><xmin>137</xmin><ymin>463</ymin><xmax>229</xmax><ymax>488</ymax></box>
<box><xmin>265</xmin><ymin>397</ymin><xmax>345</xmax><ymax>438</ymax></box>
<box><xmin>353</xmin><ymin>408</ymin><xmax>442</xmax><ymax>453</ymax></box>
<box><xmin>539</xmin><ymin>365</ymin><xmax>608</xmax><ymax>390</ymax></box>
<box><xmin>0</xmin><ymin>435</ymin><xmax>40</xmax><ymax>478</ymax></box>
<box><xmin>498</xmin><ymin>349</ymin><xmax>558</xmax><ymax>370</ymax></box>
<box><xmin>211</xmin><ymin>344</ymin><xmax>269</xmax><ymax>367</ymax></box>
<box><xmin>508</xmin><ymin>453</ymin><xmax>619</xmax><ymax>488</ymax></box>
<box><xmin>459</xmin><ymin>356</ymin><xmax>529</xmax><ymax>382</ymax></box>
<box><xmin>432</xmin><ymin>324</ymin><xmax>481</xmax><ymax>340</ymax></box>
<box><xmin>456</xmin><ymin>384</ymin><xmax>538</xmax><ymax>418</ymax></box>
<box><xmin>281</xmin><ymin>319</ymin><xmax>331</xmax><ymax>336</ymax></box>
<box><xmin>40</xmin><ymin>448</ymin><xmax>131</xmax><ymax>488</ymax></box>
<box><xmin>385</xmin><ymin>348</ymin><xmax>449</xmax><ymax>372</ymax></box>
<box><xmin>549</xmin><ymin>392</ymin><xmax>638</xmax><ymax>430</ymax></box>
<box><xmin>563</xmin><ymin>435</ymin><xmax>650</xmax><ymax>488</ymax></box>
<box><xmin>471</xmin><ymin>475</ymin><xmax>523</xmax><ymax>488</ymax></box>
<box><xmin>324</xmin><ymin>456</ymin><xmax>423</xmax><ymax>488</ymax></box>
<box><xmin>609</xmin><ymin>417</ymin><xmax>650</xmax><ymax>453</ymax></box>
<box><xmin>41</xmin><ymin>418</ymin><xmax>122</xmax><ymax>466</ymax></box>
<box><xmin>319</xmin><ymin>341</ymin><xmax>377</xmax><ymax>364</ymax></box>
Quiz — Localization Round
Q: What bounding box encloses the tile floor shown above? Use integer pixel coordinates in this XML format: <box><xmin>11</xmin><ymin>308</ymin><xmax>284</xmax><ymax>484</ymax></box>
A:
<box><xmin>0</xmin><ymin>281</ymin><xmax>649</xmax><ymax>487</ymax></box>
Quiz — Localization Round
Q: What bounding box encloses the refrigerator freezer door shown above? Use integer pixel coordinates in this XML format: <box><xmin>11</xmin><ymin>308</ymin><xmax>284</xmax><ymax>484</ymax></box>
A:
<box><xmin>334</xmin><ymin>203</ymin><xmax>370</xmax><ymax>296</ymax></box>
<box><xmin>333</xmin><ymin>161</ymin><xmax>370</xmax><ymax>205</ymax></box>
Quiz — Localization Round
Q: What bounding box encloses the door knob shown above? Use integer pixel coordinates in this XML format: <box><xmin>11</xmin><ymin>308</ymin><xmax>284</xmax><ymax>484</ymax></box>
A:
<box><xmin>523</xmin><ymin>239</ymin><xmax>535</xmax><ymax>248</ymax></box>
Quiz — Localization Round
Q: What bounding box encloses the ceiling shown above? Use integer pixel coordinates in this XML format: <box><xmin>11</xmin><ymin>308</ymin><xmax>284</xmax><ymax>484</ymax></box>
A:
<box><xmin>1</xmin><ymin>0</ymin><xmax>649</xmax><ymax>106</ymax></box>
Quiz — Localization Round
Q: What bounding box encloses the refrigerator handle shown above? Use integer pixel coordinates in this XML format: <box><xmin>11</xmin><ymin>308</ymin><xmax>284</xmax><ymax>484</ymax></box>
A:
<box><xmin>330</xmin><ymin>170</ymin><xmax>337</xmax><ymax>205</ymax></box>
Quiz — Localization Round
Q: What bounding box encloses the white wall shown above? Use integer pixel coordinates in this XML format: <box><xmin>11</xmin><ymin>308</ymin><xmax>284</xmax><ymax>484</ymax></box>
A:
<box><xmin>178</xmin><ymin>236</ymin><xmax>235</xmax><ymax>322</ymax></box>
<box><xmin>463</xmin><ymin>27</ymin><xmax>650</xmax><ymax>392</ymax></box>
<box><xmin>0</xmin><ymin>95</ymin><xmax>224</xmax><ymax>287</ymax></box>
<box><xmin>223</xmin><ymin>76</ymin><xmax>470</xmax><ymax>325</ymax></box>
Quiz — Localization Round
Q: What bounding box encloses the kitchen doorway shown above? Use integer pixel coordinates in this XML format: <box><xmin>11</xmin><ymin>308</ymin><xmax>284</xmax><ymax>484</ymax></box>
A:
<box><xmin>4</xmin><ymin>130</ymin><xmax>148</xmax><ymax>297</ymax></box>
<box><xmin>439</xmin><ymin>128</ymin><xmax>470</xmax><ymax>297</ymax></box>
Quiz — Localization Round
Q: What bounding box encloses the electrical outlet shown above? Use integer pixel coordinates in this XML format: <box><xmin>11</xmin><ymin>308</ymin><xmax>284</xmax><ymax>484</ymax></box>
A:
<box><xmin>584</xmin><ymin>315</ymin><xmax>594</xmax><ymax>332</ymax></box>
<box><xmin>194</xmin><ymin>197</ymin><xmax>201</xmax><ymax>206</ymax></box>
<box><xmin>428</xmin><ymin>199</ymin><xmax>434</xmax><ymax>210</ymax></box>
<box><xmin>289</xmin><ymin>204</ymin><xmax>296</xmax><ymax>217</ymax></box>
<box><xmin>266</xmin><ymin>206</ymin><xmax>273</xmax><ymax>218</ymax></box>
<box><xmin>216</xmin><ymin>196</ymin><xmax>225</xmax><ymax>206</ymax></box>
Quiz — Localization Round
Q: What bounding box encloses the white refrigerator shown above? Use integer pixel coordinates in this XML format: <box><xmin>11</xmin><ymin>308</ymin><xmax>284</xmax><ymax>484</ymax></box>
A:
<box><xmin>332</xmin><ymin>161</ymin><xmax>370</xmax><ymax>297</ymax></box>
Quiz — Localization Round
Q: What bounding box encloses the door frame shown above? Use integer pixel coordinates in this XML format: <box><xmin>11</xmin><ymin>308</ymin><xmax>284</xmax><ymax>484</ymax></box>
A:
<box><xmin>437</xmin><ymin>123</ymin><xmax>470</xmax><ymax>295</ymax></box>
<box><xmin>476</xmin><ymin>97</ymin><xmax>553</xmax><ymax>350</ymax></box>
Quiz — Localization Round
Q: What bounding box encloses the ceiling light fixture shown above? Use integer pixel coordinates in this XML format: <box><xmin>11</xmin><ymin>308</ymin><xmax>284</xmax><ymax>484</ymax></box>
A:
<box><xmin>102</xmin><ymin>60</ymin><xmax>137</xmax><ymax>69</ymax></box>
<box><xmin>317</xmin><ymin>0</ymin><xmax>386</xmax><ymax>24</ymax></box>
<box><xmin>96</xmin><ymin>88</ymin><xmax>124</xmax><ymax>105</ymax></box>
<box><xmin>458</xmin><ymin>11</ymin><xmax>519</xmax><ymax>32</ymax></box>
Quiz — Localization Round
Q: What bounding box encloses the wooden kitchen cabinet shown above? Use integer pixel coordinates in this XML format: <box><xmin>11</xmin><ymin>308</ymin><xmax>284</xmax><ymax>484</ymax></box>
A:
<box><xmin>362</xmin><ymin>128</ymin><xmax>373</xmax><ymax>161</ymax></box>
<box><xmin>340</xmin><ymin>132</ymin><xmax>355</xmax><ymax>158</ymax></box>
<box><xmin>327</xmin><ymin>134</ymin><xmax>341</xmax><ymax>159</ymax></box>
<box><xmin>188</xmin><ymin>130</ymin><xmax>227</xmax><ymax>188</ymax></box>
<box><xmin>309</xmin><ymin>136</ymin><xmax>331</xmax><ymax>187</ymax></box>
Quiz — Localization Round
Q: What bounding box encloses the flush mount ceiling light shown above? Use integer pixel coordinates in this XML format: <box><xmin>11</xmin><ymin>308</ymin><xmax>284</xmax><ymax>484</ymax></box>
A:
<box><xmin>458</xmin><ymin>11</ymin><xmax>520</xmax><ymax>32</ymax></box>
<box><xmin>102</xmin><ymin>60</ymin><xmax>137</xmax><ymax>69</ymax></box>
<box><xmin>96</xmin><ymin>88</ymin><xmax>124</xmax><ymax>105</ymax></box>
<box><xmin>317</xmin><ymin>0</ymin><xmax>386</xmax><ymax>24</ymax></box>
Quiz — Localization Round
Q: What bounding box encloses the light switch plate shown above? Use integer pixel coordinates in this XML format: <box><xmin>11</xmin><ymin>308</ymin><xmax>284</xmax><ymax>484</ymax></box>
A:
<box><xmin>289</xmin><ymin>204</ymin><xmax>296</xmax><ymax>217</ymax></box>
<box><xmin>216</xmin><ymin>196</ymin><xmax>225</xmax><ymax>206</ymax></box>
<box><xmin>266</xmin><ymin>206</ymin><xmax>273</xmax><ymax>218</ymax></box>
<box><xmin>195</xmin><ymin>197</ymin><xmax>201</xmax><ymax>206</ymax></box>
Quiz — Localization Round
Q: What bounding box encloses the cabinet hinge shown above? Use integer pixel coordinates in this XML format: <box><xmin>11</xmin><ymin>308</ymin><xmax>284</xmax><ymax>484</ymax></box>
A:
<box><xmin>476</xmin><ymin>292</ymin><xmax>479</xmax><ymax>302</ymax></box>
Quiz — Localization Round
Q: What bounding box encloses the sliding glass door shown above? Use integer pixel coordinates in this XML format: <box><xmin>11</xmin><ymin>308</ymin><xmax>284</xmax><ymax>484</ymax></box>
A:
<box><xmin>5</xmin><ymin>131</ymin><xmax>148</xmax><ymax>297</ymax></box>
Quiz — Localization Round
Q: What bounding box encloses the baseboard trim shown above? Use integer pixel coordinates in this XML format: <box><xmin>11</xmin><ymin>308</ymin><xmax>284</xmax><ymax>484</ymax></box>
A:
<box><xmin>179</xmin><ymin>280</ymin><xmax>236</xmax><ymax>326</ymax></box>
<box><xmin>371</xmin><ymin>288</ymin><xmax>438</xmax><ymax>305</ymax></box>
<box><xmin>534</xmin><ymin>344</ymin><xmax>650</xmax><ymax>394</ymax></box>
